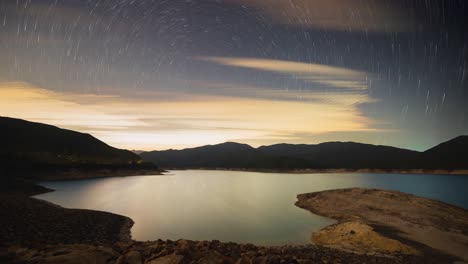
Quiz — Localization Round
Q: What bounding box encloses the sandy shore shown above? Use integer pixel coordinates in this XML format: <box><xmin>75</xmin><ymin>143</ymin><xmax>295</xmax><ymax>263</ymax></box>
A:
<box><xmin>295</xmin><ymin>188</ymin><xmax>468</xmax><ymax>263</ymax></box>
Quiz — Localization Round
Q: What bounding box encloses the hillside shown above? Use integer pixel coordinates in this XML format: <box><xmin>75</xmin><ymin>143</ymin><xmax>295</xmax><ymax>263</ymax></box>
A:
<box><xmin>140</xmin><ymin>142</ymin><xmax>315</xmax><ymax>169</ymax></box>
<box><xmin>258</xmin><ymin>142</ymin><xmax>420</xmax><ymax>169</ymax></box>
<box><xmin>0</xmin><ymin>117</ymin><xmax>140</xmax><ymax>165</ymax></box>
<box><xmin>0</xmin><ymin>117</ymin><xmax>160</xmax><ymax>180</ymax></box>
<box><xmin>141</xmin><ymin>137</ymin><xmax>468</xmax><ymax>171</ymax></box>
<box><xmin>422</xmin><ymin>136</ymin><xmax>468</xmax><ymax>169</ymax></box>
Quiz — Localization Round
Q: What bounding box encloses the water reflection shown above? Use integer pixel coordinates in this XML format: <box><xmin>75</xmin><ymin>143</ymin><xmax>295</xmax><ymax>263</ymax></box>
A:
<box><xmin>35</xmin><ymin>171</ymin><xmax>468</xmax><ymax>245</ymax></box>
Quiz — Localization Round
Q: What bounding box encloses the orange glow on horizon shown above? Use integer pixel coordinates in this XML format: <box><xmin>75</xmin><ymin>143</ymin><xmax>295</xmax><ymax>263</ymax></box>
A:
<box><xmin>0</xmin><ymin>81</ymin><xmax>381</xmax><ymax>150</ymax></box>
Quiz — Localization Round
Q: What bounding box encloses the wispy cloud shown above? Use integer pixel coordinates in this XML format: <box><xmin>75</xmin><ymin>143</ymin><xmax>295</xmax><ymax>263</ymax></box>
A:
<box><xmin>197</xmin><ymin>57</ymin><xmax>369</xmax><ymax>91</ymax></box>
<box><xmin>0</xmin><ymin>81</ymin><xmax>380</xmax><ymax>150</ymax></box>
<box><xmin>224</xmin><ymin>0</ymin><xmax>412</xmax><ymax>32</ymax></box>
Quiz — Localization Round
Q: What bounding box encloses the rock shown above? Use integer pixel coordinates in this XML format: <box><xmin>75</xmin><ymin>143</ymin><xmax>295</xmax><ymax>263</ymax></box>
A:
<box><xmin>114</xmin><ymin>241</ymin><xmax>135</xmax><ymax>253</ymax></box>
<box><xmin>235</xmin><ymin>256</ymin><xmax>253</xmax><ymax>264</ymax></box>
<box><xmin>175</xmin><ymin>240</ymin><xmax>192</xmax><ymax>255</ymax></box>
<box><xmin>146</xmin><ymin>254</ymin><xmax>184</xmax><ymax>264</ymax></box>
<box><xmin>151</xmin><ymin>248</ymin><xmax>170</xmax><ymax>259</ymax></box>
<box><xmin>177</xmin><ymin>240</ymin><xmax>191</xmax><ymax>247</ymax></box>
<box><xmin>37</xmin><ymin>245</ymin><xmax>119</xmax><ymax>264</ymax></box>
<box><xmin>259</xmin><ymin>255</ymin><xmax>281</xmax><ymax>264</ymax></box>
<box><xmin>197</xmin><ymin>251</ymin><xmax>227</xmax><ymax>264</ymax></box>
<box><xmin>118</xmin><ymin>250</ymin><xmax>142</xmax><ymax>264</ymax></box>
<box><xmin>312</xmin><ymin>221</ymin><xmax>417</xmax><ymax>255</ymax></box>
<box><xmin>196</xmin><ymin>241</ymin><xmax>210</xmax><ymax>250</ymax></box>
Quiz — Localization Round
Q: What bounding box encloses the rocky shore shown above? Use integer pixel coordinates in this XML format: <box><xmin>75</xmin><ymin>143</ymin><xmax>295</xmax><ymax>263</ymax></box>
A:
<box><xmin>295</xmin><ymin>188</ymin><xmax>468</xmax><ymax>263</ymax></box>
<box><xmin>0</xmin><ymin>194</ymin><xmax>133</xmax><ymax>246</ymax></box>
<box><xmin>2</xmin><ymin>238</ymin><xmax>428</xmax><ymax>264</ymax></box>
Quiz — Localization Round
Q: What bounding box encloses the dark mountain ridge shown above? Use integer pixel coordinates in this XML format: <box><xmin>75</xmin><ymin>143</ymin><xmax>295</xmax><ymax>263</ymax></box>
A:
<box><xmin>0</xmin><ymin>117</ymin><xmax>159</xmax><ymax>181</ymax></box>
<box><xmin>257</xmin><ymin>142</ymin><xmax>420</xmax><ymax>169</ymax></box>
<box><xmin>141</xmin><ymin>137</ymin><xmax>468</xmax><ymax>171</ymax></box>
<box><xmin>147</xmin><ymin>142</ymin><xmax>315</xmax><ymax>170</ymax></box>
<box><xmin>2</xmin><ymin>116</ymin><xmax>466</xmax><ymax>175</ymax></box>
<box><xmin>0</xmin><ymin>116</ymin><xmax>140</xmax><ymax>165</ymax></box>
<box><xmin>422</xmin><ymin>136</ymin><xmax>468</xmax><ymax>169</ymax></box>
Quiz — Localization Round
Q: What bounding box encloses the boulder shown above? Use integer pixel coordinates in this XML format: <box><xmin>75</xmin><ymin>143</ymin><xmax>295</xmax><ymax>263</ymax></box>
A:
<box><xmin>117</xmin><ymin>250</ymin><xmax>142</xmax><ymax>264</ymax></box>
<box><xmin>36</xmin><ymin>245</ymin><xmax>118</xmax><ymax>264</ymax></box>
<box><xmin>146</xmin><ymin>254</ymin><xmax>184</xmax><ymax>264</ymax></box>
<box><xmin>197</xmin><ymin>251</ymin><xmax>228</xmax><ymax>264</ymax></box>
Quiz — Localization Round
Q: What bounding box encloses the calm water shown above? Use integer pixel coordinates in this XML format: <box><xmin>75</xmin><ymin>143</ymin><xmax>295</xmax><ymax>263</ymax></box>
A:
<box><xmin>35</xmin><ymin>170</ymin><xmax>468</xmax><ymax>245</ymax></box>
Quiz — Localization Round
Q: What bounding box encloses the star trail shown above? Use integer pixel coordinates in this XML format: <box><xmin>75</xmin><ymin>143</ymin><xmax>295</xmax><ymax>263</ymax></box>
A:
<box><xmin>0</xmin><ymin>0</ymin><xmax>467</xmax><ymax>150</ymax></box>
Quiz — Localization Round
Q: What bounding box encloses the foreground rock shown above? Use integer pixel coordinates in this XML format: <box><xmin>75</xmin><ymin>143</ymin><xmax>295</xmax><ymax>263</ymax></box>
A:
<box><xmin>295</xmin><ymin>188</ymin><xmax>468</xmax><ymax>263</ymax></box>
<box><xmin>1</xmin><ymin>239</ymin><xmax>427</xmax><ymax>264</ymax></box>
<box><xmin>0</xmin><ymin>194</ymin><xmax>133</xmax><ymax>246</ymax></box>
<box><xmin>311</xmin><ymin>221</ymin><xmax>417</xmax><ymax>256</ymax></box>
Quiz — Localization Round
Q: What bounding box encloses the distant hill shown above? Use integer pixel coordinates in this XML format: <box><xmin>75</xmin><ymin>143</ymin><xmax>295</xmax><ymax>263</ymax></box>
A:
<box><xmin>422</xmin><ymin>136</ymin><xmax>468</xmax><ymax>169</ymax></box>
<box><xmin>141</xmin><ymin>137</ymin><xmax>468</xmax><ymax>171</ymax></box>
<box><xmin>3</xmin><ymin>116</ymin><xmax>466</xmax><ymax>175</ymax></box>
<box><xmin>0</xmin><ymin>117</ymin><xmax>140</xmax><ymax>165</ymax></box>
<box><xmin>0</xmin><ymin>117</ymin><xmax>159</xmax><ymax>180</ymax></box>
<box><xmin>258</xmin><ymin>142</ymin><xmax>420</xmax><ymax>169</ymax></box>
<box><xmin>140</xmin><ymin>142</ymin><xmax>314</xmax><ymax>170</ymax></box>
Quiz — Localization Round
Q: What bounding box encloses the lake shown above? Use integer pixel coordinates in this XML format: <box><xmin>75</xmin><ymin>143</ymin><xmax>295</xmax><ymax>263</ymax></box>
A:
<box><xmin>35</xmin><ymin>170</ymin><xmax>468</xmax><ymax>245</ymax></box>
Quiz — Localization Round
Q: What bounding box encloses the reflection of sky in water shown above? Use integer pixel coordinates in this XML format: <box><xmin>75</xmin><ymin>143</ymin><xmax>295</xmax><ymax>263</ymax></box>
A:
<box><xmin>35</xmin><ymin>171</ymin><xmax>468</xmax><ymax>245</ymax></box>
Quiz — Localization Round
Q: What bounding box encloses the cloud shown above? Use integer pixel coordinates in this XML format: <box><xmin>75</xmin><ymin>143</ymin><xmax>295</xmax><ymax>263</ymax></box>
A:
<box><xmin>0</xmin><ymin>82</ymin><xmax>143</xmax><ymax>129</ymax></box>
<box><xmin>0</xmin><ymin>81</ymin><xmax>380</xmax><ymax>150</ymax></box>
<box><xmin>197</xmin><ymin>57</ymin><xmax>369</xmax><ymax>91</ymax></box>
<box><xmin>192</xmin><ymin>80</ymin><xmax>376</xmax><ymax>105</ymax></box>
<box><xmin>224</xmin><ymin>0</ymin><xmax>413</xmax><ymax>32</ymax></box>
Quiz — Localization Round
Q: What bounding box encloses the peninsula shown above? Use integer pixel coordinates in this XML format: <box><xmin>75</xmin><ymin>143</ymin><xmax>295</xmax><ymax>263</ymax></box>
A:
<box><xmin>295</xmin><ymin>188</ymin><xmax>468</xmax><ymax>263</ymax></box>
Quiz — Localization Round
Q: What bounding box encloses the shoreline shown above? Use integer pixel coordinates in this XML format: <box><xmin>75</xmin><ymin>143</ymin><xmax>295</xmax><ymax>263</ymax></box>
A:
<box><xmin>36</xmin><ymin>168</ymin><xmax>166</xmax><ymax>181</ymax></box>
<box><xmin>164</xmin><ymin>167</ymin><xmax>468</xmax><ymax>175</ymax></box>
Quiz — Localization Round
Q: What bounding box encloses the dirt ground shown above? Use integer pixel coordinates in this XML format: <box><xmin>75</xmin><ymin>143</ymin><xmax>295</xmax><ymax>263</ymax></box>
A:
<box><xmin>295</xmin><ymin>188</ymin><xmax>468</xmax><ymax>263</ymax></box>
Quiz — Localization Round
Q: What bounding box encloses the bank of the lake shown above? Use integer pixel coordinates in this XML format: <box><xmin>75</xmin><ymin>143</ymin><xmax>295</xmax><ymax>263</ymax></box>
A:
<box><xmin>161</xmin><ymin>168</ymin><xmax>468</xmax><ymax>175</ymax></box>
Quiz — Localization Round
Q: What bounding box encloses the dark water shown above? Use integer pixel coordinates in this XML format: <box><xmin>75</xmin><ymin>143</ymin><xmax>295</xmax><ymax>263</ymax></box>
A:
<box><xmin>35</xmin><ymin>170</ymin><xmax>468</xmax><ymax>245</ymax></box>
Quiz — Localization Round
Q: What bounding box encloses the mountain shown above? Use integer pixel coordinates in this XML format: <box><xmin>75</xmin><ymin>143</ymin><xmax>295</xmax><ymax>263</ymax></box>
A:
<box><xmin>0</xmin><ymin>116</ymin><xmax>140</xmax><ymax>165</ymax></box>
<box><xmin>140</xmin><ymin>142</ymin><xmax>314</xmax><ymax>169</ymax></box>
<box><xmin>141</xmin><ymin>137</ymin><xmax>468</xmax><ymax>171</ymax></box>
<box><xmin>4</xmin><ymin>116</ymin><xmax>465</xmax><ymax>174</ymax></box>
<box><xmin>0</xmin><ymin>117</ymin><xmax>159</xmax><ymax>180</ymax></box>
<box><xmin>422</xmin><ymin>136</ymin><xmax>468</xmax><ymax>169</ymax></box>
<box><xmin>257</xmin><ymin>142</ymin><xmax>420</xmax><ymax>169</ymax></box>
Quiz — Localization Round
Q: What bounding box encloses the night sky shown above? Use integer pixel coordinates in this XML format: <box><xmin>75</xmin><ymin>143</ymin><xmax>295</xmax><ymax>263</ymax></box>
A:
<box><xmin>1</xmin><ymin>0</ymin><xmax>467</xmax><ymax>150</ymax></box>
